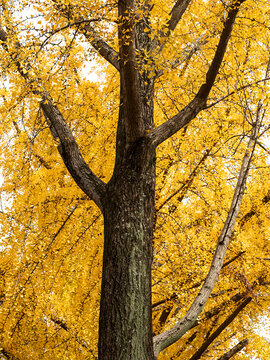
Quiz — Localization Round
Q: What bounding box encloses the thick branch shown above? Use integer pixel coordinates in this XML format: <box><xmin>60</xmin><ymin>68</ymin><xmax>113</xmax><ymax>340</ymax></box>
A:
<box><xmin>170</xmin><ymin>275</ymin><xmax>266</xmax><ymax>359</ymax></box>
<box><xmin>153</xmin><ymin>251</ymin><xmax>246</xmax><ymax>336</ymax></box>
<box><xmin>118</xmin><ymin>0</ymin><xmax>144</xmax><ymax>143</ymax></box>
<box><xmin>153</xmin><ymin>120</ymin><xmax>258</xmax><ymax>357</ymax></box>
<box><xmin>41</xmin><ymin>101</ymin><xmax>105</xmax><ymax>210</ymax></box>
<box><xmin>188</xmin><ymin>297</ymin><xmax>252</xmax><ymax>360</ymax></box>
<box><xmin>0</xmin><ymin>27</ymin><xmax>106</xmax><ymax>211</ymax></box>
<box><xmin>152</xmin><ymin>0</ymin><xmax>191</xmax><ymax>54</ymax></box>
<box><xmin>152</xmin><ymin>250</ymin><xmax>245</xmax><ymax>311</ymax></box>
<box><xmin>217</xmin><ymin>339</ymin><xmax>249</xmax><ymax>360</ymax></box>
<box><xmin>168</xmin><ymin>0</ymin><xmax>192</xmax><ymax>32</ymax></box>
<box><xmin>149</xmin><ymin>0</ymin><xmax>246</xmax><ymax>147</ymax></box>
<box><xmin>197</xmin><ymin>0</ymin><xmax>246</xmax><ymax>99</ymax></box>
<box><xmin>52</xmin><ymin>0</ymin><xmax>119</xmax><ymax>70</ymax></box>
<box><xmin>83</xmin><ymin>24</ymin><xmax>120</xmax><ymax>71</ymax></box>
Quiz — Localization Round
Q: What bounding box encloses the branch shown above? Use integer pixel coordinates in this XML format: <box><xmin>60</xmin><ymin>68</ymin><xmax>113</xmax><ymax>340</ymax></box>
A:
<box><xmin>152</xmin><ymin>293</ymin><xmax>178</xmax><ymax>309</ymax></box>
<box><xmin>205</xmin><ymin>77</ymin><xmax>270</xmax><ymax>110</ymax></box>
<box><xmin>41</xmin><ymin>101</ymin><xmax>106</xmax><ymax>210</ymax></box>
<box><xmin>167</xmin><ymin>0</ymin><xmax>192</xmax><ymax>32</ymax></box>
<box><xmin>152</xmin><ymin>0</ymin><xmax>191</xmax><ymax>54</ymax></box>
<box><xmin>52</xmin><ymin>0</ymin><xmax>119</xmax><ymax>70</ymax></box>
<box><xmin>157</xmin><ymin>34</ymin><xmax>207</xmax><ymax>78</ymax></box>
<box><xmin>118</xmin><ymin>0</ymin><xmax>144</xmax><ymax>143</ymax></box>
<box><xmin>222</xmin><ymin>251</ymin><xmax>246</xmax><ymax>268</ymax></box>
<box><xmin>239</xmin><ymin>190</ymin><xmax>270</xmax><ymax>226</ymax></box>
<box><xmin>188</xmin><ymin>297</ymin><xmax>251</xmax><ymax>360</ymax></box>
<box><xmin>153</xmin><ymin>251</ymin><xmax>246</xmax><ymax>337</ymax></box>
<box><xmin>149</xmin><ymin>0</ymin><xmax>246</xmax><ymax>148</ymax></box>
<box><xmin>217</xmin><ymin>338</ymin><xmax>249</xmax><ymax>360</ymax></box>
<box><xmin>152</xmin><ymin>250</ymin><xmax>246</xmax><ymax>314</ymax></box>
<box><xmin>51</xmin><ymin>316</ymin><xmax>97</xmax><ymax>358</ymax></box>
<box><xmin>170</xmin><ymin>275</ymin><xmax>266</xmax><ymax>359</ymax></box>
<box><xmin>153</xmin><ymin>119</ymin><xmax>258</xmax><ymax>357</ymax></box>
<box><xmin>156</xmin><ymin>148</ymin><xmax>211</xmax><ymax>214</ymax></box>
<box><xmin>186</xmin><ymin>251</ymin><xmax>246</xmax><ymax>292</ymax></box>
<box><xmin>0</xmin><ymin>27</ymin><xmax>106</xmax><ymax>211</ymax></box>
<box><xmin>83</xmin><ymin>24</ymin><xmax>120</xmax><ymax>71</ymax></box>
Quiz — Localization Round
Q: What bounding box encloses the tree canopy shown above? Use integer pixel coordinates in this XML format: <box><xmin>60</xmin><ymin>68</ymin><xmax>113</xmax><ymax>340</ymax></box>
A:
<box><xmin>0</xmin><ymin>0</ymin><xmax>270</xmax><ymax>359</ymax></box>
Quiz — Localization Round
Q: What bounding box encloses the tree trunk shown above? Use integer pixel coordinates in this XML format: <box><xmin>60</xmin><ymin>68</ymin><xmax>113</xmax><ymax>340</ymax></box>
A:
<box><xmin>98</xmin><ymin>136</ymin><xmax>156</xmax><ymax>359</ymax></box>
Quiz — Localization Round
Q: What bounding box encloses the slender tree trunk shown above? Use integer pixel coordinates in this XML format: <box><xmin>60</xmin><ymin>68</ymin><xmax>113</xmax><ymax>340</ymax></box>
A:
<box><xmin>98</xmin><ymin>133</ymin><xmax>156</xmax><ymax>359</ymax></box>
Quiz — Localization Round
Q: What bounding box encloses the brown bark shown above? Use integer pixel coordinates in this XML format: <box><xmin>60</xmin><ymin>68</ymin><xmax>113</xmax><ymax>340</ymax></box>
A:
<box><xmin>98</xmin><ymin>137</ymin><xmax>156</xmax><ymax>359</ymax></box>
<box><xmin>217</xmin><ymin>338</ymin><xmax>249</xmax><ymax>360</ymax></box>
<box><xmin>51</xmin><ymin>0</ymin><xmax>120</xmax><ymax>70</ymax></box>
<box><xmin>148</xmin><ymin>0</ymin><xmax>246</xmax><ymax>148</ymax></box>
<box><xmin>168</xmin><ymin>0</ymin><xmax>192</xmax><ymax>31</ymax></box>
<box><xmin>118</xmin><ymin>0</ymin><xmax>144</xmax><ymax>144</ymax></box>
<box><xmin>188</xmin><ymin>297</ymin><xmax>252</xmax><ymax>360</ymax></box>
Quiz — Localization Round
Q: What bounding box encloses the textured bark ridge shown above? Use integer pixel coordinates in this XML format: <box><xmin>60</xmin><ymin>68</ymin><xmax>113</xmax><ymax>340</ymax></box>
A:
<box><xmin>99</xmin><ymin>140</ymin><xmax>156</xmax><ymax>360</ymax></box>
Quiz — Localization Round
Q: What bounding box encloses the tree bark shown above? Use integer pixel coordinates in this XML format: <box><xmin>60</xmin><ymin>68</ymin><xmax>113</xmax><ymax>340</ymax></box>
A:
<box><xmin>217</xmin><ymin>339</ymin><xmax>249</xmax><ymax>360</ymax></box>
<box><xmin>188</xmin><ymin>297</ymin><xmax>252</xmax><ymax>360</ymax></box>
<box><xmin>98</xmin><ymin>137</ymin><xmax>156</xmax><ymax>359</ymax></box>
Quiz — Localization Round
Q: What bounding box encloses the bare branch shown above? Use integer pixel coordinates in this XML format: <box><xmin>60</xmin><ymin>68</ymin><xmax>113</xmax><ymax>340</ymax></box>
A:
<box><xmin>157</xmin><ymin>34</ymin><xmax>207</xmax><ymax>78</ymax></box>
<box><xmin>206</xmin><ymin>76</ymin><xmax>270</xmax><ymax>110</ymax></box>
<box><xmin>153</xmin><ymin>118</ymin><xmax>258</xmax><ymax>357</ymax></box>
<box><xmin>217</xmin><ymin>338</ymin><xmax>249</xmax><ymax>360</ymax></box>
<box><xmin>41</xmin><ymin>101</ymin><xmax>106</xmax><ymax>210</ymax></box>
<box><xmin>51</xmin><ymin>0</ymin><xmax>119</xmax><ymax>70</ymax></box>
<box><xmin>188</xmin><ymin>297</ymin><xmax>251</xmax><ymax>360</ymax></box>
<box><xmin>152</xmin><ymin>0</ymin><xmax>191</xmax><ymax>53</ymax></box>
<box><xmin>149</xmin><ymin>0</ymin><xmax>246</xmax><ymax>148</ymax></box>
<box><xmin>168</xmin><ymin>0</ymin><xmax>192</xmax><ymax>32</ymax></box>
<box><xmin>223</xmin><ymin>251</ymin><xmax>246</xmax><ymax>268</ymax></box>
<box><xmin>156</xmin><ymin>148</ymin><xmax>211</xmax><ymax>214</ymax></box>
<box><xmin>0</xmin><ymin>27</ymin><xmax>106</xmax><ymax>211</ymax></box>
<box><xmin>82</xmin><ymin>24</ymin><xmax>120</xmax><ymax>71</ymax></box>
<box><xmin>51</xmin><ymin>316</ymin><xmax>97</xmax><ymax>357</ymax></box>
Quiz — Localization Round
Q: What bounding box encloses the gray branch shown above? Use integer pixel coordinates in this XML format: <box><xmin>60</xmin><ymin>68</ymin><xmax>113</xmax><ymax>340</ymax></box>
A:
<box><xmin>153</xmin><ymin>119</ymin><xmax>259</xmax><ymax>357</ymax></box>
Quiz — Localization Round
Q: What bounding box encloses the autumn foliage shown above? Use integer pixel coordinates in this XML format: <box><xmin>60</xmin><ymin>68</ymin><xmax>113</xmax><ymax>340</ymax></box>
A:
<box><xmin>0</xmin><ymin>0</ymin><xmax>270</xmax><ymax>359</ymax></box>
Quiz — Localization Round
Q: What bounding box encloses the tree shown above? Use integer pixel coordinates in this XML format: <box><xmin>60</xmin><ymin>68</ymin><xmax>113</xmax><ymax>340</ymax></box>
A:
<box><xmin>0</xmin><ymin>0</ymin><xmax>269</xmax><ymax>359</ymax></box>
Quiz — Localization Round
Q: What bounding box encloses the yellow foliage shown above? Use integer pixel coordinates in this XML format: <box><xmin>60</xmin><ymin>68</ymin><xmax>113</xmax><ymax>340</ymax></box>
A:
<box><xmin>0</xmin><ymin>0</ymin><xmax>269</xmax><ymax>359</ymax></box>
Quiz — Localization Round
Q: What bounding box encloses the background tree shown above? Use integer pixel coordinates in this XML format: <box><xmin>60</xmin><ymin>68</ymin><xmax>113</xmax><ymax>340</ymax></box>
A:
<box><xmin>0</xmin><ymin>0</ymin><xmax>270</xmax><ymax>359</ymax></box>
